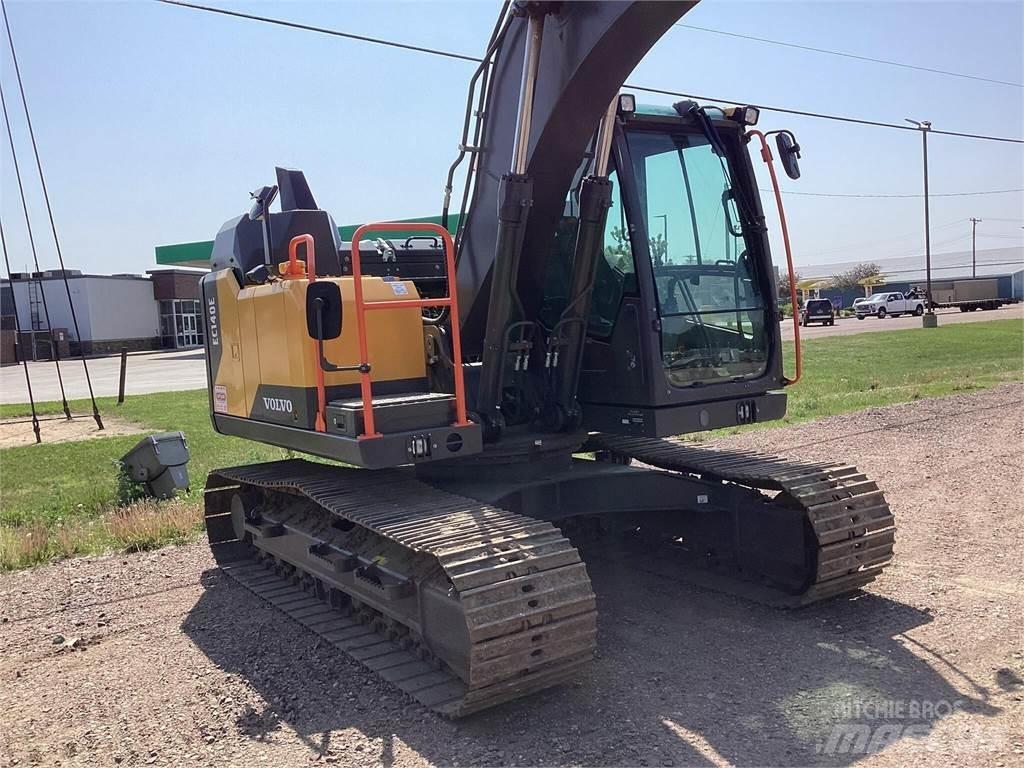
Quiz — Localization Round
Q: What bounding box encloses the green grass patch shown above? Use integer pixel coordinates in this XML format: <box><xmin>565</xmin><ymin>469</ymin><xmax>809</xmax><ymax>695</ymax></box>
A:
<box><xmin>1</xmin><ymin>318</ymin><xmax>1021</xmax><ymax>569</ymax></box>
<box><xmin>780</xmin><ymin>318</ymin><xmax>1022</xmax><ymax>423</ymax></box>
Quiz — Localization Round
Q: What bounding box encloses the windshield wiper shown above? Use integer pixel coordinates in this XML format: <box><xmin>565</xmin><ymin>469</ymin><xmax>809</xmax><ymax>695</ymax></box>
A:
<box><xmin>675</xmin><ymin>101</ymin><xmax>760</xmax><ymax>234</ymax></box>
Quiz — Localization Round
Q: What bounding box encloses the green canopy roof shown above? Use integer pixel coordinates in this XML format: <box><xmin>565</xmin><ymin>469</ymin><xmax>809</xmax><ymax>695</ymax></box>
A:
<box><xmin>155</xmin><ymin>214</ymin><xmax>461</xmax><ymax>269</ymax></box>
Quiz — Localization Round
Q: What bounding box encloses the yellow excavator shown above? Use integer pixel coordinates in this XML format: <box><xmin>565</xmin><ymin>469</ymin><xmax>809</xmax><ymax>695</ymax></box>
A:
<box><xmin>200</xmin><ymin>0</ymin><xmax>895</xmax><ymax>716</ymax></box>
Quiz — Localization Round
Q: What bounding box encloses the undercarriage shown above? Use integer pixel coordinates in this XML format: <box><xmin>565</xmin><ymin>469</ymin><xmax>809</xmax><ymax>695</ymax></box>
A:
<box><xmin>203</xmin><ymin>438</ymin><xmax>894</xmax><ymax>716</ymax></box>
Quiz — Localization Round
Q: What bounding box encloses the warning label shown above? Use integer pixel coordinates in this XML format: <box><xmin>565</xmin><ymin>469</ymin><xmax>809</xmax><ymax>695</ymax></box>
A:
<box><xmin>390</xmin><ymin>283</ymin><xmax>409</xmax><ymax>296</ymax></box>
<box><xmin>213</xmin><ymin>385</ymin><xmax>228</xmax><ymax>413</ymax></box>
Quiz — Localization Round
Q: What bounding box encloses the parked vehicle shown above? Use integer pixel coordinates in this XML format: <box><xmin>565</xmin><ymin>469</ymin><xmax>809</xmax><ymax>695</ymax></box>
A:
<box><xmin>854</xmin><ymin>292</ymin><xmax>926</xmax><ymax>319</ymax></box>
<box><xmin>801</xmin><ymin>298</ymin><xmax>835</xmax><ymax>326</ymax></box>
<box><xmin>915</xmin><ymin>279</ymin><xmax>1012</xmax><ymax>312</ymax></box>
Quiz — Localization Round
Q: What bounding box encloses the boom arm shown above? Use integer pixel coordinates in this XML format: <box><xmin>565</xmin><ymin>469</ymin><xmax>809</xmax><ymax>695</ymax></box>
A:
<box><xmin>455</xmin><ymin>1</ymin><xmax>698</xmax><ymax>352</ymax></box>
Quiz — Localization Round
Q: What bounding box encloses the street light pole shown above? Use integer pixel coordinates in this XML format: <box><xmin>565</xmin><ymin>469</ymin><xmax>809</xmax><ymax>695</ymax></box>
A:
<box><xmin>970</xmin><ymin>217</ymin><xmax>982</xmax><ymax>278</ymax></box>
<box><xmin>906</xmin><ymin>118</ymin><xmax>937</xmax><ymax>327</ymax></box>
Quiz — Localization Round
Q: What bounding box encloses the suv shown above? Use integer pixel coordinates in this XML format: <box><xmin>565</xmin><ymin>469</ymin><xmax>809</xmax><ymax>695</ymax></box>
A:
<box><xmin>801</xmin><ymin>298</ymin><xmax>835</xmax><ymax>327</ymax></box>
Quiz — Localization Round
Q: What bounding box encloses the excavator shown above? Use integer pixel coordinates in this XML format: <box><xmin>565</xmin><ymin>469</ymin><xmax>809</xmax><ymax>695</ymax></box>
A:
<box><xmin>200</xmin><ymin>0</ymin><xmax>895</xmax><ymax>716</ymax></box>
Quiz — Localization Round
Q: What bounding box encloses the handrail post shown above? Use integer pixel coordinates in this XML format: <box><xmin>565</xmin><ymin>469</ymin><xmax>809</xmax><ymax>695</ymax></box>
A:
<box><xmin>288</xmin><ymin>234</ymin><xmax>327</xmax><ymax>432</ymax></box>
<box><xmin>350</xmin><ymin>222</ymin><xmax>470</xmax><ymax>439</ymax></box>
<box><xmin>746</xmin><ymin>129</ymin><xmax>802</xmax><ymax>387</ymax></box>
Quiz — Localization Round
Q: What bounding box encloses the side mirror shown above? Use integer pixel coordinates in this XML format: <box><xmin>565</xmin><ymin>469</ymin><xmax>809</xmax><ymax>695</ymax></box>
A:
<box><xmin>306</xmin><ymin>282</ymin><xmax>343</xmax><ymax>341</ymax></box>
<box><xmin>248</xmin><ymin>184</ymin><xmax>279</xmax><ymax>221</ymax></box>
<box><xmin>775</xmin><ymin>132</ymin><xmax>801</xmax><ymax>180</ymax></box>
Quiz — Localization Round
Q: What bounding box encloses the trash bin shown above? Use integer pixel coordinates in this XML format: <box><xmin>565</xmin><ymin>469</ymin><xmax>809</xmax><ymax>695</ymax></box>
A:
<box><xmin>120</xmin><ymin>431</ymin><xmax>190</xmax><ymax>499</ymax></box>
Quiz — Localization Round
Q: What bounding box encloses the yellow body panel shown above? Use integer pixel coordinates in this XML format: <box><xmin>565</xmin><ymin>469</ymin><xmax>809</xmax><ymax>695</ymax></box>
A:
<box><xmin>206</xmin><ymin>270</ymin><xmax>426</xmax><ymax>426</ymax></box>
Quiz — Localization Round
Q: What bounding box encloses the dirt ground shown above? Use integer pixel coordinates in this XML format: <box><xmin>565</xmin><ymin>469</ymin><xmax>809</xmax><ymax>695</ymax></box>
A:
<box><xmin>0</xmin><ymin>415</ymin><xmax>144</xmax><ymax>448</ymax></box>
<box><xmin>1</xmin><ymin>383</ymin><xmax>1022</xmax><ymax>768</ymax></box>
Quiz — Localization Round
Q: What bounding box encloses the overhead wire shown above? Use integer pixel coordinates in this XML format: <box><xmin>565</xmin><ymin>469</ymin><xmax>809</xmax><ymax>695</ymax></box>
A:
<box><xmin>0</xmin><ymin>217</ymin><xmax>41</xmax><ymax>442</ymax></box>
<box><xmin>0</xmin><ymin>81</ymin><xmax>71</xmax><ymax>420</ymax></box>
<box><xmin>802</xmin><ymin>218</ymin><xmax>967</xmax><ymax>259</ymax></box>
<box><xmin>153</xmin><ymin>0</ymin><xmax>1024</xmax><ymax>144</ymax></box>
<box><xmin>3</xmin><ymin>0</ymin><xmax>104</xmax><ymax>429</ymax></box>
<box><xmin>760</xmin><ymin>188</ymin><xmax>1024</xmax><ymax>199</ymax></box>
<box><xmin>672</xmin><ymin>23</ymin><xmax>1023</xmax><ymax>89</ymax></box>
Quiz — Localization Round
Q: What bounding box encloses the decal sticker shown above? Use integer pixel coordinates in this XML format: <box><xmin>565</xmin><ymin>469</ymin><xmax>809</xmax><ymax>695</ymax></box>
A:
<box><xmin>390</xmin><ymin>283</ymin><xmax>409</xmax><ymax>296</ymax></box>
<box><xmin>213</xmin><ymin>385</ymin><xmax>228</xmax><ymax>413</ymax></box>
<box><xmin>207</xmin><ymin>296</ymin><xmax>219</xmax><ymax>346</ymax></box>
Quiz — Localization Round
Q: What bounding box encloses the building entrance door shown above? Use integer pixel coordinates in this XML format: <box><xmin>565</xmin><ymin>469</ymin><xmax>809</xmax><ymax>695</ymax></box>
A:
<box><xmin>178</xmin><ymin>312</ymin><xmax>199</xmax><ymax>348</ymax></box>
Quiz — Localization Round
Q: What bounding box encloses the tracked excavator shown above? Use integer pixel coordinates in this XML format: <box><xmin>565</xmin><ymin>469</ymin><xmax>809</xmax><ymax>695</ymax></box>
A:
<box><xmin>200</xmin><ymin>0</ymin><xmax>895</xmax><ymax>716</ymax></box>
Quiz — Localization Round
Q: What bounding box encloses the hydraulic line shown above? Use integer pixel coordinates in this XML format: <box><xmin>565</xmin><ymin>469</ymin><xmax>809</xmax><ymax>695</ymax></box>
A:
<box><xmin>0</xmin><ymin>218</ymin><xmax>40</xmax><ymax>442</ymax></box>
<box><xmin>0</xmin><ymin>83</ymin><xmax>70</xmax><ymax>420</ymax></box>
<box><xmin>3</xmin><ymin>0</ymin><xmax>104</xmax><ymax>428</ymax></box>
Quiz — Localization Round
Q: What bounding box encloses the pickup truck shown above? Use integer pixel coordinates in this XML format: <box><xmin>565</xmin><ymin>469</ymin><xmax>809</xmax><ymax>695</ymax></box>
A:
<box><xmin>854</xmin><ymin>292</ymin><xmax>926</xmax><ymax>319</ymax></box>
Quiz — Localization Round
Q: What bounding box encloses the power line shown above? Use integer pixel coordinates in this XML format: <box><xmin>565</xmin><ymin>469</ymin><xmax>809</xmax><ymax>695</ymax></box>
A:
<box><xmin>154</xmin><ymin>0</ymin><xmax>1024</xmax><ymax>145</ymax></box>
<box><xmin>760</xmin><ymin>187</ymin><xmax>1024</xmax><ymax>199</ymax></box>
<box><xmin>627</xmin><ymin>84</ymin><xmax>1024</xmax><ymax>143</ymax></box>
<box><xmin>154</xmin><ymin>0</ymin><xmax>480</xmax><ymax>62</ymax></box>
<box><xmin>799</xmin><ymin>218</ymin><xmax>967</xmax><ymax>259</ymax></box>
<box><xmin>2</xmin><ymin>0</ymin><xmax>104</xmax><ymax>429</ymax></box>
<box><xmin>673</xmin><ymin>23</ymin><xmax>1023</xmax><ymax>89</ymax></box>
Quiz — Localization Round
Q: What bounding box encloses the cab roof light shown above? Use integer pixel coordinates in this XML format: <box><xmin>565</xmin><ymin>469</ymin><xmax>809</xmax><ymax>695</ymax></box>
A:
<box><xmin>724</xmin><ymin>105</ymin><xmax>760</xmax><ymax>126</ymax></box>
<box><xmin>618</xmin><ymin>93</ymin><xmax>636</xmax><ymax>115</ymax></box>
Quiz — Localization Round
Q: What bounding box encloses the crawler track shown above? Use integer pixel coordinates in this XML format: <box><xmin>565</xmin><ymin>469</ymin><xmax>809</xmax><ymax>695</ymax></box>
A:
<box><xmin>204</xmin><ymin>460</ymin><xmax>597</xmax><ymax>717</ymax></box>
<box><xmin>202</xmin><ymin>440</ymin><xmax>894</xmax><ymax>715</ymax></box>
<box><xmin>592</xmin><ymin>435</ymin><xmax>896</xmax><ymax>605</ymax></box>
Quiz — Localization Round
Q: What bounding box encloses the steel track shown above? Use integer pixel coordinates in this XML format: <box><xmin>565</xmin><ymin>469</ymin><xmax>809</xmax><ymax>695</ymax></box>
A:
<box><xmin>592</xmin><ymin>435</ymin><xmax>896</xmax><ymax>604</ymax></box>
<box><xmin>203</xmin><ymin>460</ymin><xmax>597</xmax><ymax>717</ymax></box>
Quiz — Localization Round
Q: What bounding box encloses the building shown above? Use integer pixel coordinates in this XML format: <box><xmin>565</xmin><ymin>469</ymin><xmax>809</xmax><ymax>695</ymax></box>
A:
<box><xmin>789</xmin><ymin>245</ymin><xmax>1023</xmax><ymax>308</ymax></box>
<box><xmin>0</xmin><ymin>268</ymin><xmax>204</xmax><ymax>364</ymax></box>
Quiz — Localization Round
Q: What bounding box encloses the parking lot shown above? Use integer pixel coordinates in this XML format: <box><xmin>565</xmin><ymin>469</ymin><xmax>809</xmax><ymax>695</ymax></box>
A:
<box><xmin>781</xmin><ymin>302</ymin><xmax>1023</xmax><ymax>339</ymax></box>
<box><xmin>0</xmin><ymin>348</ymin><xmax>208</xmax><ymax>404</ymax></box>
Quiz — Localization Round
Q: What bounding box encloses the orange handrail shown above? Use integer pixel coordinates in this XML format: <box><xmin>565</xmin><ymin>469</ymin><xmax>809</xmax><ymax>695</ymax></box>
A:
<box><xmin>287</xmin><ymin>234</ymin><xmax>328</xmax><ymax>432</ymax></box>
<box><xmin>349</xmin><ymin>222</ymin><xmax>469</xmax><ymax>439</ymax></box>
<box><xmin>746</xmin><ymin>129</ymin><xmax>802</xmax><ymax>386</ymax></box>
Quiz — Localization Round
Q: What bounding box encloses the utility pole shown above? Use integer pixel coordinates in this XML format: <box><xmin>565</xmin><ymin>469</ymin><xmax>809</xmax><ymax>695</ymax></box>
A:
<box><xmin>905</xmin><ymin>119</ymin><xmax>937</xmax><ymax>327</ymax></box>
<box><xmin>970</xmin><ymin>217</ymin><xmax>982</xmax><ymax>278</ymax></box>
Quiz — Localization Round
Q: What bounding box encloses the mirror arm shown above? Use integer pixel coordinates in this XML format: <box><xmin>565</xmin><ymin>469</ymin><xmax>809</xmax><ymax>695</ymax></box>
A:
<box><xmin>313</xmin><ymin>298</ymin><xmax>367</xmax><ymax>374</ymax></box>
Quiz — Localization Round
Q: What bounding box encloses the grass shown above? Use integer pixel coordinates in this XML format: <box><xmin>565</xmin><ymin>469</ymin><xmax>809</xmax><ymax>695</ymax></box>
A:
<box><xmin>1</xmin><ymin>317</ymin><xmax>1021</xmax><ymax>570</ymax></box>
<box><xmin>775</xmin><ymin>317</ymin><xmax>1022</xmax><ymax>424</ymax></box>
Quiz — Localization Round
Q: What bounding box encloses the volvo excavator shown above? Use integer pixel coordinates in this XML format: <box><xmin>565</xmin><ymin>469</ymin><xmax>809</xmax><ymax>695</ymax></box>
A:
<box><xmin>200</xmin><ymin>0</ymin><xmax>895</xmax><ymax>716</ymax></box>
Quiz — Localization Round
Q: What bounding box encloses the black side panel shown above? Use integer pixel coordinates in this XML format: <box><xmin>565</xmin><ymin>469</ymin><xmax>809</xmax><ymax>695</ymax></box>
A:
<box><xmin>248</xmin><ymin>379</ymin><xmax>429</xmax><ymax>430</ymax></box>
<box><xmin>210</xmin><ymin>209</ymin><xmax>343</xmax><ymax>280</ymax></box>
<box><xmin>200</xmin><ymin>270</ymin><xmax>229</xmax><ymax>433</ymax></box>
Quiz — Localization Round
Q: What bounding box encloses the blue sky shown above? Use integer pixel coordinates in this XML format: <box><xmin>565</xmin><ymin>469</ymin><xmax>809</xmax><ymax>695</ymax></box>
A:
<box><xmin>1</xmin><ymin>0</ymin><xmax>1021</xmax><ymax>278</ymax></box>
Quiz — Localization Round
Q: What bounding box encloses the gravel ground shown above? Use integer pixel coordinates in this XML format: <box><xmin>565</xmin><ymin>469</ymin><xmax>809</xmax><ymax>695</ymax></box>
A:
<box><xmin>2</xmin><ymin>383</ymin><xmax>1022</xmax><ymax>768</ymax></box>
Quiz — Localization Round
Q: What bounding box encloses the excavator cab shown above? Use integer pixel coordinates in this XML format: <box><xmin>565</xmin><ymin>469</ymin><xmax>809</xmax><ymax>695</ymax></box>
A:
<box><xmin>545</xmin><ymin>100</ymin><xmax>788</xmax><ymax>436</ymax></box>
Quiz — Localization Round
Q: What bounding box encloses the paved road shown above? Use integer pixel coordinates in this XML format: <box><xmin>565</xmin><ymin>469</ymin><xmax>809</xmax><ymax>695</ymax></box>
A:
<box><xmin>0</xmin><ymin>348</ymin><xmax>207</xmax><ymax>404</ymax></box>
<box><xmin>2</xmin><ymin>303</ymin><xmax>1020</xmax><ymax>404</ymax></box>
<box><xmin>781</xmin><ymin>301</ymin><xmax>1022</xmax><ymax>339</ymax></box>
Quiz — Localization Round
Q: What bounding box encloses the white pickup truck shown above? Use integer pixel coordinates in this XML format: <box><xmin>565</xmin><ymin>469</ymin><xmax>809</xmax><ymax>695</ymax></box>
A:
<box><xmin>854</xmin><ymin>292</ymin><xmax>926</xmax><ymax>319</ymax></box>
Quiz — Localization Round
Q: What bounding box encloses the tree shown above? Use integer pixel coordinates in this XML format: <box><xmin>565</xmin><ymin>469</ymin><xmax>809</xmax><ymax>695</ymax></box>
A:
<box><xmin>778</xmin><ymin>269</ymin><xmax>802</xmax><ymax>299</ymax></box>
<box><xmin>830</xmin><ymin>262</ymin><xmax>882</xmax><ymax>290</ymax></box>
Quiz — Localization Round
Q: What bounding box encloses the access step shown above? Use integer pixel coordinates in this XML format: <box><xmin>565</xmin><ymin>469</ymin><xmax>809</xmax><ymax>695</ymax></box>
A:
<box><xmin>326</xmin><ymin>392</ymin><xmax>456</xmax><ymax>437</ymax></box>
